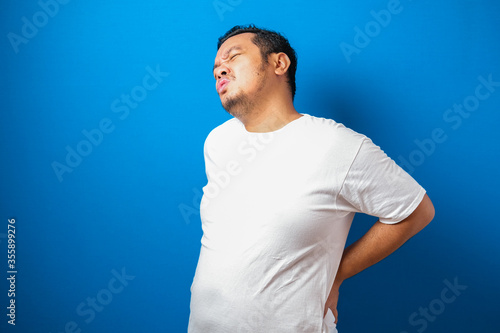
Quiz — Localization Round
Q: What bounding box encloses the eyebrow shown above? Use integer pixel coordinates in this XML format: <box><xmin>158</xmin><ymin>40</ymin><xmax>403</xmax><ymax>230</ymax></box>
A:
<box><xmin>213</xmin><ymin>46</ymin><xmax>243</xmax><ymax>72</ymax></box>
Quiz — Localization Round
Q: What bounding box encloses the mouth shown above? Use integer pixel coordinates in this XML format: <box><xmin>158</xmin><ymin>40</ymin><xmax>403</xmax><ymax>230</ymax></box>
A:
<box><xmin>217</xmin><ymin>79</ymin><xmax>230</xmax><ymax>94</ymax></box>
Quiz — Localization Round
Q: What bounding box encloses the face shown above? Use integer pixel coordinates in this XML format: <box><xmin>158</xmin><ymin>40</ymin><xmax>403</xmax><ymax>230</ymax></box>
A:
<box><xmin>213</xmin><ymin>33</ymin><xmax>269</xmax><ymax>118</ymax></box>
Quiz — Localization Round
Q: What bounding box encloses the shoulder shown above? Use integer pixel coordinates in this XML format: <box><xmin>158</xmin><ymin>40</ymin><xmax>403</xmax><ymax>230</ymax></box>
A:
<box><xmin>299</xmin><ymin>114</ymin><xmax>367</xmax><ymax>149</ymax></box>
<box><xmin>204</xmin><ymin>117</ymin><xmax>241</xmax><ymax>148</ymax></box>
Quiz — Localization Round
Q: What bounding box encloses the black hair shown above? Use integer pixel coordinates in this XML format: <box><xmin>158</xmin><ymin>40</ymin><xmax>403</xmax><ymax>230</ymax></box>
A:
<box><xmin>217</xmin><ymin>24</ymin><xmax>298</xmax><ymax>100</ymax></box>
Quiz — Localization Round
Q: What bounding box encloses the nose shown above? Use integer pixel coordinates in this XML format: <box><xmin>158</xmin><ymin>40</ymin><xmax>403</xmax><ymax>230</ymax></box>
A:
<box><xmin>214</xmin><ymin>63</ymin><xmax>229</xmax><ymax>79</ymax></box>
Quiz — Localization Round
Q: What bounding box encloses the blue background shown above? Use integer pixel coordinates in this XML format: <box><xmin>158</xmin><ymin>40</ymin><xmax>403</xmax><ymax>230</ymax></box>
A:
<box><xmin>1</xmin><ymin>0</ymin><xmax>499</xmax><ymax>332</ymax></box>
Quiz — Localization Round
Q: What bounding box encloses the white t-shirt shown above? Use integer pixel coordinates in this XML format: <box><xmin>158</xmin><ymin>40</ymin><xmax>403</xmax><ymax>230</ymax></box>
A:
<box><xmin>188</xmin><ymin>114</ymin><xmax>426</xmax><ymax>333</ymax></box>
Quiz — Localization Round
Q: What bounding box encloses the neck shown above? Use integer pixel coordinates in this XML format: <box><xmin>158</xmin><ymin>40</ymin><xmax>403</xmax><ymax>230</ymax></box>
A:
<box><xmin>237</xmin><ymin>93</ymin><xmax>301</xmax><ymax>133</ymax></box>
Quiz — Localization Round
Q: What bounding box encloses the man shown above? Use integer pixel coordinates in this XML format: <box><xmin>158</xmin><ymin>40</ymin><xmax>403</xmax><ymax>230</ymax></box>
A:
<box><xmin>188</xmin><ymin>25</ymin><xmax>434</xmax><ymax>333</ymax></box>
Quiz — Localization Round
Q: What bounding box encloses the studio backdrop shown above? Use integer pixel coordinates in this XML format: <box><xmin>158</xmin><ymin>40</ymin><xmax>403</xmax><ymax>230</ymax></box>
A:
<box><xmin>1</xmin><ymin>0</ymin><xmax>499</xmax><ymax>332</ymax></box>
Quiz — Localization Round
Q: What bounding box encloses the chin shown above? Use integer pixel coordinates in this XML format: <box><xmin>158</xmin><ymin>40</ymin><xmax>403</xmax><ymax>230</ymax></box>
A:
<box><xmin>221</xmin><ymin>92</ymin><xmax>241</xmax><ymax>110</ymax></box>
<box><xmin>221</xmin><ymin>94</ymin><xmax>252</xmax><ymax>118</ymax></box>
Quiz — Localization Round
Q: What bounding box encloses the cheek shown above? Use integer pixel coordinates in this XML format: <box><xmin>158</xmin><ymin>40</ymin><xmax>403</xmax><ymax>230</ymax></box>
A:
<box><xmin>237</xmin><ymin>65</ymin><xmax>263</xmax><ymax>88</ymax></box>
<box><xmin>230</xmin><ymin>56</ymin><xmax>265</xmax><ymax>89</ymax></box>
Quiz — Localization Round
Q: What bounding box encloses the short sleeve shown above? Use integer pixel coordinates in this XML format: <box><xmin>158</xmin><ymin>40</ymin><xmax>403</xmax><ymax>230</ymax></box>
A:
<box><xmin>336</xmin><ymin>138</ymin><xmax>426</xmax><ymax>224</ymax></box>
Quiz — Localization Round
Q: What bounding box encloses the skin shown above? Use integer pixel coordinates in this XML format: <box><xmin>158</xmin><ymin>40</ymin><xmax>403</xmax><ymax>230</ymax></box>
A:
<box><xmin>213</xmin><ymin>33</ymin><xmax>302</xmax><ymax>132</ymax></box>
<box><xmin>213</xmin><ymin>32</ymin><xmax>435</xmax><ymax>325</ymax></box>
<box><xmin>325</xmin><ymin>194</ymin><xmax>434</xmax><ymax>323</ymax></box>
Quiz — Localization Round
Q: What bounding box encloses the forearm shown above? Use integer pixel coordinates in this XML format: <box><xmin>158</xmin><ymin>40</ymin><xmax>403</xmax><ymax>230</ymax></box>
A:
<box><xmin>334</xmin><ymin>194</ymin><xmax>434</xmax><ymax>286</ymax></box>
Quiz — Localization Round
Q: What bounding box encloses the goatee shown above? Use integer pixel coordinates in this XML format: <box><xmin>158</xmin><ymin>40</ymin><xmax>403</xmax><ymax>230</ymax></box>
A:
<box><xmin>220</xmin><ymin>60</ymin><xmax>268</xmax><ymax>119</ymax></box>
<box><xmin>221</xmin><ymin>93</ymin><xmax>254</xmax><ymax>119</ymax></box>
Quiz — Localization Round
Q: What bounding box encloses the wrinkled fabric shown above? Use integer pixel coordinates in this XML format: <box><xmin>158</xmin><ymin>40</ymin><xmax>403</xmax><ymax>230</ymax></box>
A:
<box><xmin>188</xmin><ymin>114</ymin><xmax>425</xmax><ymax>332</ymax></box>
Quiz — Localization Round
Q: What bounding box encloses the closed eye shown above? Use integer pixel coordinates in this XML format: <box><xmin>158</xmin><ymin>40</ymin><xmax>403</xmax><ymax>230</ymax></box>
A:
<box><xmin>213</xmin><ymin>53</ymin><xmax>241</xmax><ymax>78</ymax></box>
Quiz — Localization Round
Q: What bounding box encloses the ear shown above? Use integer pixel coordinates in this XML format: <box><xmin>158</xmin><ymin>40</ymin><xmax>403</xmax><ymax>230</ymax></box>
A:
<box><xmin>271</xmin><ymin>52</ymin><xmax>291</xmax><ymax>76</ymax></box>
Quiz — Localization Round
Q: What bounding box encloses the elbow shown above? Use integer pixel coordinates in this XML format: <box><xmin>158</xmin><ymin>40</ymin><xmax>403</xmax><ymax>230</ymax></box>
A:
<box><xmin>420</xmin><ymin>193</ymin><xmax>435</xmax><ymax>228</ymax></box>
<box><xmin>403</xmin><ymin>193</ymin><xmax>435</xmax><ymax>235</ymax></box>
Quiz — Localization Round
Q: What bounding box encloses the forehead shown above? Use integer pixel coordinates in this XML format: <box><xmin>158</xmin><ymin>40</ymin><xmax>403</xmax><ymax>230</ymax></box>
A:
<box><xmin>215</xmin><ymin>32</ymin><xmax>258</xmax><ymax>60</ymax></box>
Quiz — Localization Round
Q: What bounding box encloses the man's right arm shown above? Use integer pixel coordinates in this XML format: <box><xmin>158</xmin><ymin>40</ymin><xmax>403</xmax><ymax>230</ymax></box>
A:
<box><xmin>325</xmin><ymin>193</ymin><xmax>435</xmax><ymax>322</ymax></box>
